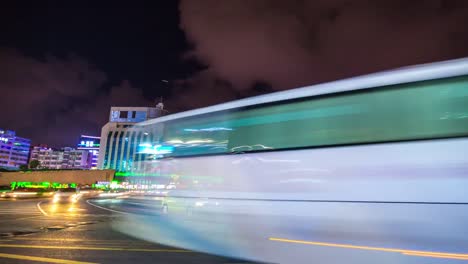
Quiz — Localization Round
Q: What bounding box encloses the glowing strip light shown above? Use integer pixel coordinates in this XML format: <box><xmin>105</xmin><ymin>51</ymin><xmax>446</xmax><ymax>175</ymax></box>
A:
<box><xmin>402</xmin><ymin>252</ymin><xmax>468</xmax><ymax>260</ymax></box>
<box><xmin>184</xmin><ymin>127</ymin><xmax>233</xmax><ymax>132</ymax></box>
<box><xmin>165</xmin><ymin>139</ymin><xmax>214</xmax><ymax>145</ymax></box>
<box><xmin>269</xmin><ymin>237</ymin><xmax>468</xmax><ymax>260</ymax></box>
<box><xmin>80</xmin><ymin>135</ymin><xmax>100</xmax><ymax>139</ymax></box>
<box><xmin>137</xmin><ymin>57</ymin><xmax>468</xmax><ymax>127</ymax></box>
<box><xmin>186</xmin><ymin>139</ymin><xmax>214</xmax><ymax>144</ymax></box>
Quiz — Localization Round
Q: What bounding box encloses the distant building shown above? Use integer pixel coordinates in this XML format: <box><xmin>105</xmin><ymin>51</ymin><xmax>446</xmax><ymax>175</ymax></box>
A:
<box><xmin>0</xmin><ymin>129</ymin><xmax>31</xmax><ymax>170</ymax></box>
<box><xmin>30</xmin><ymin>146</ymin><xmax>89</xmax><ymax>170</ymax></box>
<box><xmin>77</xmin><ymin>135</ymin><xmax>100</xmax><ymax>169</ymax></box>
<box><xmin>97</xmin><ymin>106</ymin><xmax>163</xmax><ymax>171</ymax></box>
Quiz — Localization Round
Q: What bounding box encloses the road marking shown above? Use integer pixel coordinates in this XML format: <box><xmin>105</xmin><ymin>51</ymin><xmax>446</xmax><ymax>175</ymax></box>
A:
<box><xmin>13</xmin><ymin>237</ymin><xmax>150</xmax><ymax>243</ymax></box>
<box><xmin>12</xmin><ymin>238</ymin><xmax>154</xmax><ymax>245</ymax></box>
<box><xmin>0</xmin><ymin>216</ymin><xmax>44</xmax><ymax>222</ymax></box>
<box><xmin>403</xmin><ymin>252</ymin><xmax>468</xmax><ymax>260</ymax></box>
<box><xmin>12</xmin><ymin>237</ymin><xmax>154</xmax><ymax>247</ymax></box>
<box><xmin>0</xmin><ymin>203</ymin><xmax>45</xmax><ymax>215</ymax></box>
<box><xmin>7</xmin><ymin>214</ymin><xmax>42</xmax><ymax>222</ymax></box>
<box><xmin>0</xmin><ymin>212</ymin><xmax>43</xmax><ymax>215</ymax></box>
<box><xmin>36</xmin><ymin>201</ymin><xmax>48</xmax><ymax>216</ymax></box>
<box><xmin>0</xmin><ymin>252</ymin><xmax>97</xmax><ymax>264</ymax></box>
<box><xmin>269</xmin><ymin>237</ymin><xmax>468</xmax><ymax>260</ymax></box>
<box><xmin>86</xmin><ymin>200</ymin><xmax>130</xmax><ymax>215</ymax></box>
<box><xmin>0</xmin><ymin>244</ymin><xmax>191</xmax><ymax>252</ymax></box>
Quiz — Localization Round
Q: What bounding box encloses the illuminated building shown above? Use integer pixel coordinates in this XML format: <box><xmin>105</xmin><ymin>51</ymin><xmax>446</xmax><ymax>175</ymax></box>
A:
<box><xmin>97</xmin><ymin>106</ymin><xmax>163</xmax><ymax>171</ymax></box>
<box><xmin>0</xmin><ymin>129</ymin><xmax>31</xmax><ymax>170</ymax></box>
<box><xmin>77</xmin><ymin>135</ymin><xmax>100</xmax><ymax>169</ymax></box>
<box><xmin>30</xmin><ymin>146</ymin><xmax>89</xmax><ymax>170</ymax></box>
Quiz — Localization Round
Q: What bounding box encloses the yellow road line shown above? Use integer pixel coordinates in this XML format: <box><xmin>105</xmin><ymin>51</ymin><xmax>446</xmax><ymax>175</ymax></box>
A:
<box><xmin>13</xmin><ymin>237</ymin><xmax>132</xmax><ymax>242</ymax></box>
<box><xmin>0</xmin><ymin>244</ymin><xmax>191</xmax><ymax>252</ymax></box>
<box><xmin>12</xmin><ymin>238</ymin><xmax>154</xmax><ymax>247</ymax></box>
<box><xmin>0</xmin><ymin>252</ymin><xmax>97</xmax><ymax>264</ymax></box>
<box><xmin>13</xmin><ymin>237</ymin><xmax>155</xmax><ymax>246</ymax></box>
<box><xmin>269</xmin><ymin>237</ymin><xmax>468</xmax><ymax>260</ymax></box>
<box><xmin>403</xmin><ymin>252</ymin><xmax>468</xmax><ymax>260</ymax></box>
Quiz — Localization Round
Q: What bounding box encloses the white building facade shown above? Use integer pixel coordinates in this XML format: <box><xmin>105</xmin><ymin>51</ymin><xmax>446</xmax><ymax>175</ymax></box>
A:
<box><xmin>30</xmin><ymin>147</ymin><xmax>89</xmax><ymax>170</ymax></box>
<box><xmin>97</xmin><ymin>106</ymin><xmax>162</xmax><ymax>172</ymax></box>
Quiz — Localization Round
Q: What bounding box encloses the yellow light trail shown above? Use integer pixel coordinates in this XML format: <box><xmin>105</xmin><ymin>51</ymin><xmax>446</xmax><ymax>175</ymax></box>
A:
<box><xmin>269</xmin><ymin>237</ymin><xmax>468</xmax><ymax>261</ymax></box>
<box><xmin>403</xmin><ymin>252</ymin><xmax>468</xmax><ymax>260</ymax></box>
<box><xmin>0</xmin><ymin>253</ymin><xmax>97</xmax><ymax>264</ymax></box>
<box><xmin>13</xmin><ymin>237</ymin><xmax>139</xmax><ymax>243</ymax></box>
<box><xmin>0</xmin><ymin>244</ymin><xmax>191</xmax><ymax>253</ymax></box>
<box><xmin>12</xmin><ymin>237</ymin><xmax>154</xmax><ymax>246</ymax></box>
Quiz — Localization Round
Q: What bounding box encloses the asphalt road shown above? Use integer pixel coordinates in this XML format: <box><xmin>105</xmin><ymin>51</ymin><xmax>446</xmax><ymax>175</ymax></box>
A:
<box><xmin>0</xmin><ymin>197</ymin><xmax>255</xmax><ymax>264</ymax></box>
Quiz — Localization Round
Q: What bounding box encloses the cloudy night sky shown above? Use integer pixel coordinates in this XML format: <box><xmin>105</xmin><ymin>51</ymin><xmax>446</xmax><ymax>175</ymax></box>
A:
<box><xmin>1</xmin><ymin>0</ymin><xmax>468</xmax><ymax>147</ymax></box>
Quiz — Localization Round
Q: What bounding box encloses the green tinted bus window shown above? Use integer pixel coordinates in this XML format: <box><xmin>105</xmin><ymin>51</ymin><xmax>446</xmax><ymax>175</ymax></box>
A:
<box><xmin>227</xmin><ymin>76</ymin><xmax>468</xmax><ymax>151</ymax></box>
<box><xmin>159</xmin><ymin>75</ymin><xmax>468</xmax><ymax>157</ymax></box>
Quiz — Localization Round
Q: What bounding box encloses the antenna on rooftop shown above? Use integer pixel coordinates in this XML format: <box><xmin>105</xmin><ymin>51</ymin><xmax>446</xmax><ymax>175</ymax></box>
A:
<box><xmin>156</xmin><ymin>97</ymin><xmax>164</xmax><ymax>110</ymax></box>
<box><xmin>155</xmin><ymin>96</ymin><xmax>169</xmax><ymax>115</ymax></box>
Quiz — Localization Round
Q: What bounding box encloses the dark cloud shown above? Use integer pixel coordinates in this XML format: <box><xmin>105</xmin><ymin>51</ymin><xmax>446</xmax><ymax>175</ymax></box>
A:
<box><xmin>164</xmin><ymin>70</ymin><xmax>278</xmax><ymax>113</ymax></box>
<box><xmin>0</xmin><ymin>49</ymin><xmax>152</xmax><ymax>147</ymax></box>
<box><xmin>179</xmin><ymin>0</ymin><xmax>468</xmax><ymax>93</ymax></box>
<box><xmin>2</xmin><ymin>2</ymin><xmax>468</xmax><ymax>146</ymax></box>
<box><xmin>165</xmin><ymin>70</ymin><xmax>240</xmax><ymax>112</ymax></box>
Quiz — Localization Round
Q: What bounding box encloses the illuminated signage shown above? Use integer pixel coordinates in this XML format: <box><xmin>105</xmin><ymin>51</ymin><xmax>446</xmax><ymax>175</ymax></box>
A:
<box><xmin>78</xmin><ymin>140</ymin><xmax>100</xmax><ymax>148</ymax></box>
<box><xmin>77</xmin><ymin>135</ymin><xmax>100</xmax><ymax>149</ymax></box>
<box><xmin>138</xmin><ymin>143</ymin><xmax>174</xmax><ymax>155</ymax></box>
<box><xmin>0</xmin><ymin>137</ymin><xmax>8</xmax><ymax>143</ymax></box>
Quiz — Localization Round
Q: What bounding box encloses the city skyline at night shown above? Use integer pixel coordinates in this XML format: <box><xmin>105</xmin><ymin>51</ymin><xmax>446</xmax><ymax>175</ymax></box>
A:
<box><xmin>1</xmin><ymin>1</ymin><xmax>468</xmax><ymax>147</ymax></box>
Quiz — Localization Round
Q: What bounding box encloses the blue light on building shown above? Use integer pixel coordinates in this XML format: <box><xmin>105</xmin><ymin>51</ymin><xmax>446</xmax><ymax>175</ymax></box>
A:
<box><xmin>0</xmin><ymin>129</ymin><xmax>31</xmax><ymax>170</ymax></box>
<box><xmin>77</xmin><ymin>135</ymin><xmax>100</xmax><ymax>169</ymax></box>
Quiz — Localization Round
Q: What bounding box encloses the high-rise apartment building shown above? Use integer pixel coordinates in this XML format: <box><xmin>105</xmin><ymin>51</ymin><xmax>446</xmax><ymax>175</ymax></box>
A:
<box><xmin>0</xmin><ymin>129</ymin><xmax>31</xmax><ymax>170</ymax></box>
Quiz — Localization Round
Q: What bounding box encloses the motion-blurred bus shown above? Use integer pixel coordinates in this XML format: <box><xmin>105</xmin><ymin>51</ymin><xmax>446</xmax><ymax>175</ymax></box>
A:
<box><xmin>117</xmin><ymin>57</ymin><xmax>468</xmax><ymax>264</ymax></box>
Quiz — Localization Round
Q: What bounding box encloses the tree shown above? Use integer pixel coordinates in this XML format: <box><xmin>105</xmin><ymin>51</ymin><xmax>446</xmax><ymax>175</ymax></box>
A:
<box><xmin>19</xmin><ymin>164</ymin><xmax>28</xmax><ymax>171</ymax></box>
<box><xmin>29</xmin><ymin>159</ymin><xmax>40</xmax><ymax>169</ymax></box>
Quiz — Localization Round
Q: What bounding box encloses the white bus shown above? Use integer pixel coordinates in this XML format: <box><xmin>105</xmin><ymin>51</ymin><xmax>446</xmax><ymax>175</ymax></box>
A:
<box><xmin>117</xmin><ymin>57</ymin><xmax>468</xmax><ymax>264</ymax></box>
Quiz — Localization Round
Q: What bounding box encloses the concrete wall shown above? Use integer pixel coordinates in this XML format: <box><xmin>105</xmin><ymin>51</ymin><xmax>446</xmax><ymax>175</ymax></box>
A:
<box><xmin>0</xmin><ymin>170</ymin><xmax>115</xmax><ymax>186</ymax></box>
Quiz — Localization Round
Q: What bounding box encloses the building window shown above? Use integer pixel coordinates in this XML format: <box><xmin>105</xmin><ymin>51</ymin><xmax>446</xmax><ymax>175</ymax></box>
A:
<box><xmin>120</xmin><ymin>111</ymin><xmax>128</xmax><ymax>119</ymax></box>
<box><xmin>114</xmin><ymin>132</ymin><xmax>125</xmax><ymax>170</ymax></box>
<box><xmin>103</xmin><ymin>131</ymin><xmax>113</xmax><ymax>168</ymax></box>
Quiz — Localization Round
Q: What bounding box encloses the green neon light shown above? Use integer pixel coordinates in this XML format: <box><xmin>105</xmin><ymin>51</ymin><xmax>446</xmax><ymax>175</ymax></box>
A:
<box><xmin>113</xmin><ymin>172</ymin><xmax>223</xmax><ymax>184</ymax></box>
<box><xmin>115</xmin><ymin>171</ymin><xmax>163</xmax><ymax>177</ymax></box>
<box><xmin>8</xmin><ymin>181</ymin><xmax>85</xmax><ymax>189</ymax></box>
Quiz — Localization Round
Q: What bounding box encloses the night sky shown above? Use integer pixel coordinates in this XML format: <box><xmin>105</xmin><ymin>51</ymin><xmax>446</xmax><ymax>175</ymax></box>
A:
<box><xmin>1</xmin><ymin>1</ymin><xmax>468</xmax><ymax>147</ymax></box>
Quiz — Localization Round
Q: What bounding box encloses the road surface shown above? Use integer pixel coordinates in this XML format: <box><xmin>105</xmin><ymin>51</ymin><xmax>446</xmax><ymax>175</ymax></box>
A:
<box><xmin>0</xmin><ymin>197</ymin><xmax>255</xmax><ymax>264</ymax></box>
